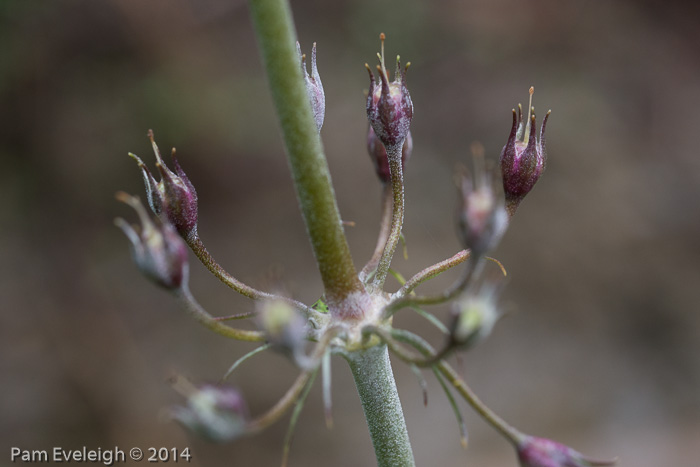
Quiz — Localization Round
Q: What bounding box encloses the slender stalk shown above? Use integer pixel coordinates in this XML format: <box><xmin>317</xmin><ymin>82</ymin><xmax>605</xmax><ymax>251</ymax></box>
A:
<box><xmin>345</xmin><ymin>344</ymin><xmax>415</xmax><ymax>467</ymax></box>
<box><xmin>390</xmin><ymin>328</ymin><xmax>524</xmax><ymax>445</ymax></box>
<box><xmin>281</xmin><ymin>369</ymin><xmax>318</xmax><ymax>467</ymax></box>
<box><xmin>372</xmin><ymin>146</ymin><xmax>405</xmax><ymax>290</ymax></box>
<box><xmin>187</xmin><ymin>234</ymin><xmax>319</xmax><ymax>320</ymax></box>
<box><xmin>386</xmin><ymin>255</ymin><xmax>484</xmax><ymax>317</ymax></box>
<box><xmin>221</xmin><ymin>343</ymin><xmax>272</xmax><ymax>381</ymax></box>
<box><xmin>360</xmin><ymin>183</ymin><xmax>393</xmax><ymax>282</ymax></box>
<box><xmin>395</xmin><ymin>249</ymin><xmax>470</xmax><ymax>299</ymax></box>
<box><xmin>175</xmin><ymin>286</ymin><xmax>265</xmax><ymax>342</ymax></box>
<box><xmin>248</xmin><ymin>0</ymin><xmax>364</xmax><ymax>306</ymax></box>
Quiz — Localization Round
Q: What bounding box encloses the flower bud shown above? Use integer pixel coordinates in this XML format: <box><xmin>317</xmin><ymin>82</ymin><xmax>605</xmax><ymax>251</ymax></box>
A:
<box><xmin>517</xmin><ymin>436</ymin><xmax>617</xmax><ymax>467</ymax></box>
<box><xmin>500</xmin><ymin>87</ymin><xmax>550</xmax><ymax>216</ymax></box>
<box><xmin>456</xmin><ymin>148</ymin><xmax>509</xmax><ymax>256</ymax></box>
<box><xmin>129</xmin><ymin>130</ymin><xmax>198</xmax><ymax>239</ymax></box>
<box><xmin>297</xmin><ymin>41</ymin><xmax>325</xmax><ymax>131</ymax></box>
<box><xmin>450</xmin><ymin>283</ymin><xmax>501</xmax><ymax>349</ymax></box>
<box><xmin>255</xmin><ymin>299</ymin><xmax>307</xmax><ymax>355</ymax></box>
<box><xmin>115</xmin><ymin>192</ymin><xmax>188</xmax><ymax>290</ymax></box>
<box><xmin>367</xmin><ymin>125</ymin><xmax>413</xmax><ymax>183</ymax></box>
<box><xmin>366</xmin><ymin>33</ymin><xmax>413</xmax><ymax>150</ymax></box>
<box><xmin>170</xmin><ymin>381</ymin><xmax>249</xmax><ymax>443</ymax></box>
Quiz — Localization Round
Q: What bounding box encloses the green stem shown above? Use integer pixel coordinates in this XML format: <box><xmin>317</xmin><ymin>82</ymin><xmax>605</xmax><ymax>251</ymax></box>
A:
<box><xmin>360</xmin><ymin>183</ymin><xmax>393</xmax><ymax>282</ymax></box>
<box><xmin>390</xmin><ymin>328</ymin><xmax>524</xmax><ymax>445</ymax></box>
<box><xmin>345</xmin><ymin>345</ymin><xmax>415</xmax><ymax>467</ymax></box>
<box><xmin>386</xmin><ymin>255</ymin><xmax>483</xmax><ymax>317</ymax></box>
<box><xmin>188</xmin><ymin>234</ymin><xmax>318</xmax><ymax>320</ymax></box>
<box><xmin>248</xmin><ymin>0</ymin><xmax>364</xmax><ymax>307</ymax></box>
<box><xmin>175</xmin><ymin>287</ymin><xmax>265</xmax><ymax>342</ymax></box>
<box><xmin>373</xmin><ymin>145</ymin><xmax>405</xmax><ymax>290</ymax></box>
<box><xmin>395</xmin><ymin>249</ymin><xmax>470</xmax><ymax>299</ymax></box>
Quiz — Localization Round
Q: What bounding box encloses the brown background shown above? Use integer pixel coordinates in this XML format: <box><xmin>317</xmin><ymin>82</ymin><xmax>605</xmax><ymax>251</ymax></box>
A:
<box><xmin>2</xmin><ymin>0</ymin><xmax>699</xmax><ymax>465</ymax></box>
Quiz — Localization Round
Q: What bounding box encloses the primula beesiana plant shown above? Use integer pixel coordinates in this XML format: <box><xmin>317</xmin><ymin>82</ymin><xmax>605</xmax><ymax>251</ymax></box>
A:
<box><xmin>115</xmin><ymin>1</ymin><xmax>617</xmax><ymax>466</ymax></box>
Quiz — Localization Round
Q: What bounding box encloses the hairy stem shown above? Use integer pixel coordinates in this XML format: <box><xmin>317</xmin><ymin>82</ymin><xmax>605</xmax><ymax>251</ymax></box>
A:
<box><xmin>175</xmin><ymin>286</ymin><xmax>265</xmax><ymax>342</ymax></box>
<box><xmin>386</xmin><ymin>254</ymin><xmax>483</xmax><ymax>317</ymax></box>
<box><xmin>345</xmin><ymin>344</ymin><xmax>415</xmax><ymax>467</ymax></box>
<box><xmin>372</xmin><ymin>145</ymin><xmax>405</xmax><ymax>290</ymax></box>
<box><xmin>248</xmin><ymin>0</ymin><xmax>364</xmax><ymax>307</ymax></box>
<box><xmin>395</xmin><ymin>249</ymin><xmax>470</xmax><ymax>299</ymax></box>
<box><xmin>188</xmin><ymin>234</ymin><xmax>318</xmax><ymax>319</ymax></box>
<box><xmin>360</xmin><ymin>184</ymin><xmax>393</xmax><ymax>282</ymax></box>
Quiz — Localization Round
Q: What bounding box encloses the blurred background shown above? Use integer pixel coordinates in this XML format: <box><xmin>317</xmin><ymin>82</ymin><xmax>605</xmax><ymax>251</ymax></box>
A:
<box><xmin>2</xmin><ymin>0</ymin><xmax>699</xmax><ymax>465</ymax></box>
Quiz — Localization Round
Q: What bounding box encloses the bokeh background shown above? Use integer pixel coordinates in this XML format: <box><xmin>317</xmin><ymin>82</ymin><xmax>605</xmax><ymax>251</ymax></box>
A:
<box><xmin>2</xmin><ymin>0</ymin><xmax>699</xmax><ymax>465</ymax></box>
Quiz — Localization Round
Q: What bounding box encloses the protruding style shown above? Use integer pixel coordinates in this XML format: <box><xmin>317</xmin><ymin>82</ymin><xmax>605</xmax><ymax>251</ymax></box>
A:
<box><xmin>114</xmin><ymin>192</ymin><xmax>189</xmax><ymax>290</ymax></box>
<box><xmin>367</xmin><ymin>125</ymin><xmax>413</xmax><ymax>183</ymax></box>
<box><xmin>500</xmin><ymin>87</ymin><xmax>550</xmax><ymax>216</ymax></box>
<box><xmin>517</xmin><ymin>436</ymin><xmax>617</xmax><ymax>467</ymax></box>
<box><xmin>366</xmin><ymin>33</ymin><xmax>413</xmax><ymax>151</ymax></box>
<box><xmin>129</xmin><ymin>130</ymin><xmax>198</xmax><ymax>239</ymax></box>
<box><xmin>297</xmin><ymin>42</ymin><xmax>325</xmax><ymax>131</ymax></box>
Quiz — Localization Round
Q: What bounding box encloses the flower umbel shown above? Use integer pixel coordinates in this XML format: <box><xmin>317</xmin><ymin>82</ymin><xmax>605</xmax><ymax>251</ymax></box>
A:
<box><xmin>297</xmin><ymin>42</ymin><xmax>325</xmax><ymax>131</ymax></box>
<box><xmin>517</xmin><ymin>436</ymin><xmax>617</xmax><ymax>467</ymax></box>
<box><xmin>114</xmin><ymin>192</ymin><xmax>188</xmax><ymax>290</ymax></box>
<box><xmin>366</xmin><ymin>33</ymin><xmax>413</xmax><ymax>150</ymax></box>
<box><xmin>500</xmin><ymin>87</ymin><xmax>550</xmax><ymax>216</ymax></box>
<box><xmin>129</xmin><ymin>130</ymin><xmax>198</xmax><ymax>239</ymax></box>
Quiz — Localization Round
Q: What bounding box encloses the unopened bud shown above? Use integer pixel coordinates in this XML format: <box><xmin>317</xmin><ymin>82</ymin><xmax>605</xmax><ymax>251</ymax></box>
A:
<box><xmin>129</xmin><ymin>130</ymin><xmax>198</xmax><ymax>239</ymax></box>
<box><xmin>456</xmin><ymin>150</ymin><xmax>508</xmax><ymax>256</ymax></box>
<box><xmin>256</xmin><ymin>299</ymin><xmax>307</xmax><ymax>355</ymax></box>
<box><xmin>367</xmin><ymin>125</ymin><xmax>412</xmax><ymax>183</ymax></box>
<box><xmin>451</xmin><ymin>283</ymin><xmax>501</xmax><ymax>349</ymax></box>
<box><xmin>297</xmin><ymin>42</ymin><xmax>325</xmax><ymax>131</ymax></box>
<box><xmin>366</xmin><ymin>33</ymin><xmax>413</xmax><ymax>150</ymax></box>
<box><xmin>517</xmin><ymin>436</ymin><xmax>617</xmax><ymax>467</ymax></box>
<box><xmin>170</xmin><ymin>379</ymin><xmax>249</xmax><ymax>443</ymax></box>
<box><xmin>500</xmin><ymin>87</ymin><xmax>550</xmax><ymax>216</ymax></box>
<box><xmin>115</xmin><ymin>192</ymin><xmax>188</xmax><ymax>290</ymax></box>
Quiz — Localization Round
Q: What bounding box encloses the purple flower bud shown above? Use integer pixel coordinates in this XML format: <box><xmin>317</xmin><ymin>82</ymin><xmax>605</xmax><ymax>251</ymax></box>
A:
<box><xmin>170</xmin><ymin>381</ymin><xmax>249</xmax><ymax>443</ymax></box>
<box><xmin>297</xmin><ymin>41</ymin><xmax>325</xmax><ymax>131</ymax></box>
<box><xmin>517</xmin><ymin>436</ymin><xmax>617</xmax><ymax>467</ymax></box>
<box><xmin>366</xmin><ymin>33</ymin><xmax>413</xmax><ymax>151</ymax></box>
<box><xmin>367</xmin><ymin>125</ymin><xmax>412</xmax><ymax>184</ymax></box>
<box><xmin>129</xmin><ymin>130</ymin><xmax>198</xmax><ymax>239</ymax></box>
<box><xmin>115</xmin><ymin>192</ymin><xmax>189</xmax><ymax>290</ymax></box>
<box><xmin>500</xmin><ymin>87</ymin><xmax>550</xmax><ymax>216</ymax></box>
<box><xmin>456</xmin><ymin>149</ymin><xmax>509</xmax><ymax>256</ymax></box>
